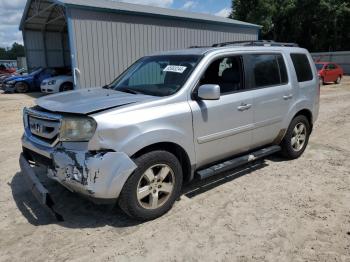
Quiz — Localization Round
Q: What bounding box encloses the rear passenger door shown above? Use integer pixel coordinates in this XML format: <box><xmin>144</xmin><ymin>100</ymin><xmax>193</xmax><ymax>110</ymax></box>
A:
<box><xmin>244</xmin><ymin>53</ymin><xmax>293</xmax><ymax>148</ymax></box>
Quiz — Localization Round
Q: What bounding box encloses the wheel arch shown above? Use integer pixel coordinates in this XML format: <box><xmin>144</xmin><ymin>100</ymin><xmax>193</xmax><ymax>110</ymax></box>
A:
<box><xmin>59</xmin><ymin>81</ymin><xmax>73</xmax><ymax>91</ymax></box>
<box><xmin>294</xmin><ymin>108</ymin><xmax>313</xmax><ymax>129</ymax></box>
<box><xmin>14</xmin><ymin>81</ymin><xmax>30</xmax><ymax>92</ymax></box>
<box><xmin>131</xmin><ymin>142</ymin><xmax>193</xmax><ymax>183</ymax></box>
<box><xmin>278</xmin><ymin>107</ymin><xmax>314</xmax><ymax>144</ymax></box>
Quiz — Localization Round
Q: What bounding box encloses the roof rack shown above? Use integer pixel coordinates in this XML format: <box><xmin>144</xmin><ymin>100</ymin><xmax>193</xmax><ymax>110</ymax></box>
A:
<box><xmin>188</xmin><ymin>45</ymin><xmax>210</xmax><ymax>48</ymax></box>
<box><xmin>212</xmin><ymin>40</ymin><xmax>299</xmax><ymax>47</ymax></box>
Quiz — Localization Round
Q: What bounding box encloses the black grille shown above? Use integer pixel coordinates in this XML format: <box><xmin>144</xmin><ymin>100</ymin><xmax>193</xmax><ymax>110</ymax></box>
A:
<box><xmin>23</xmin><ymin>147</ymin><xmax>53</xmax><ymax>167</ymax></box>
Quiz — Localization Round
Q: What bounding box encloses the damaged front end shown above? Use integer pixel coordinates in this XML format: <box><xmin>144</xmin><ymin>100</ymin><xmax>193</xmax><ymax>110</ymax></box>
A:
<box><xmin>48</xmin><ymin>148</ymin><xmax>137</xmax><ymax>201</ymax></box>
<box><xmin>20</xmin><ymin>106</ymin><xmax>137</xmax><ymax>220</ymax></box>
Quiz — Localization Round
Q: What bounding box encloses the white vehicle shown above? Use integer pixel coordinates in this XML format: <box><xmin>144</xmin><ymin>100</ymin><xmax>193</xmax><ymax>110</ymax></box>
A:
<box><xmin>41</xmin><ymin>75</ymin><xmax>73</xmax><ymax>93</ymax></box>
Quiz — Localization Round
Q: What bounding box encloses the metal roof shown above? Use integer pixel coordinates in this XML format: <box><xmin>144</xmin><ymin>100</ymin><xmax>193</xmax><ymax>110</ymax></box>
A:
<box><xmin>62</xmin><ymin>0</ymin><xmax>260</xmax><ymax>28</ymax></box>
<box><xmin>20</xmin><ymin>0</ymin><xmax>261</xmax><ymax>30</ymax></box>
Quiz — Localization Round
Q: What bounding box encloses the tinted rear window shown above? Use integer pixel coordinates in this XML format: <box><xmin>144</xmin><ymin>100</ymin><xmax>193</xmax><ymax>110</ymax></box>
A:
<box><xmin>291</xmin><ymin>54</ymin><xmax>313</xmax><ymax>82</ymax></box>
<box><xmin>250</xmin><ymin>54</ymin><xmax>288</xmax><ymax>88</ymax></box>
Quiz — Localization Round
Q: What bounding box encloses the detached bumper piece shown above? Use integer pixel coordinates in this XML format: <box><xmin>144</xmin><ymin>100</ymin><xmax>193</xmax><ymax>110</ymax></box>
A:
<box><xmin>19</xmin><ymin>153</ymin><xmax>63</xmax><ymax>221</ymax></box>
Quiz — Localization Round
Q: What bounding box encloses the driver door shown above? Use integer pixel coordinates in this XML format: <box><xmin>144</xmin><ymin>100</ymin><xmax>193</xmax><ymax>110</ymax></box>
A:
<box><xmin>189</xmin><ymin>55</ymin><xmax>254</xmax><ymax>167</ymax></box>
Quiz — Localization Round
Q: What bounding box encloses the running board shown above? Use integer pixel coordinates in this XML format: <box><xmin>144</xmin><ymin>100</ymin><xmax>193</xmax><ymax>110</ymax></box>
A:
<box><xmin>196</xmin><ymin>145</ymin><xmax>281</xmax><ymax>180</ymax></box>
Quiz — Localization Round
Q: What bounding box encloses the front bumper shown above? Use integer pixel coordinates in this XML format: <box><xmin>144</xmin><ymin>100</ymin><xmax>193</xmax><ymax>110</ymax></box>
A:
<box><xmin>41</xmin><ymin>87</ymin><xmax>55</xmax><ymax>93</ymax></box>
<box><xmin>19</xmin><ymin>153</ymin><xmax>63</xmax><ymax>221</ymax></box>
<box><xmin>41</xmin><ymin>83</ymin><xmax>55</xmax><ymax>93</ymax></box>
<box><xmin>21</xmin><ymin>134</ymin><xmax>137</xmax><ymax>204</ymax></box>
<box><xmin>3</xmin><ymin>83</ymin><xmax>15</xmax><ymax>92</ymax></box>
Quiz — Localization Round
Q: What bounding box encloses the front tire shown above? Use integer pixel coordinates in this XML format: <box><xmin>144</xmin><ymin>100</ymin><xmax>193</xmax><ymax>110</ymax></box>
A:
<box><xmin>280</xmin><ymin>115</ymin><xmax>311</xmax><ymax>159</ymax></box>
<box><xmin>59</xmin><ymin>82</ymin><xmax>73</xmax><ymax>92</ymax></box>
<box><xmin>119</xmin><ymin>150</ymin><xmax>183</xmax><ymax>221</ymax></box>
<box><xmin>320</xmin><ymin>77</ymin><xmax>325</xmax><ymax>86</ymax></box>
<box><xmin>15</xmin><ymin>82</ymin><xmax>29</xmax><ymax>93</ymax></box>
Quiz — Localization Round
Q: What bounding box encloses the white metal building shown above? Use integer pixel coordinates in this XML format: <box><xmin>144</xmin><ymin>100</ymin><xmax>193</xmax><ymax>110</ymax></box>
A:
<box><xmin>20</xmin><ymin>0</ymin><xmax>260</xmax><ymax>88</ymax></box>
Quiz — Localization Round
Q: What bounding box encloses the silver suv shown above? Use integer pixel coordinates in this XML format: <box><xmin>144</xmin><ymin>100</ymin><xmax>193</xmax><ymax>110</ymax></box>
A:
<box><xmin>20</xmin><ymin>41</ymin><xmax>320</xmax><ymax>221</ymax></box>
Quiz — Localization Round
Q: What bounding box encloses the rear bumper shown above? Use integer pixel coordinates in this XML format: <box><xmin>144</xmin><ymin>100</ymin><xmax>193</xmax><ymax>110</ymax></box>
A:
<box><xmin>19</xmin><ymin>153</ymin><xmax>63</xmax><ymax>221</ymax></box>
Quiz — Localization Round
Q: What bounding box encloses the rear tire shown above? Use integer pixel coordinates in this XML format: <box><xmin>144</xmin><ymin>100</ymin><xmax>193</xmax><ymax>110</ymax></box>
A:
<box><xmin>59</xmin><ymin>82</ymin><xmax>73</xmax><ymax>92</ymax></box>
<box><xmin>15</xmin><ymin>82</ymin><xmax>29</xmax><ymax>93</ymax></box>
<box><xmin>280</xmin><ymin>115</ymin><xmax>310</xmax><ymax>159</ymax></box>
<box><xmin>119</xmin><ymin>150</ymin><xmax>183</xmax><ymax>221</ymax></box>
<box><xmin>335</xmin><ymin>76</ymin><xmax>341</xmax><ymax>84</ymax></box>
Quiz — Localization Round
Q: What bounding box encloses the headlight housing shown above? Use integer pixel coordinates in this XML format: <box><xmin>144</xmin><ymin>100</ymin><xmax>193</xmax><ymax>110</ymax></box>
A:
<box><xmin>48</xmin><ymin>80</ymin><xmax>56</xmax><ymax>85</ymax></box>
<box><xmin>7</xmin><ymin>80</ymin><xmax>15</xmax><ymax>85</ymax></box>
<box><xmin>59</xmin><ymin>117</ymin><xmax>97</xmax><ymax>141</ymax></box>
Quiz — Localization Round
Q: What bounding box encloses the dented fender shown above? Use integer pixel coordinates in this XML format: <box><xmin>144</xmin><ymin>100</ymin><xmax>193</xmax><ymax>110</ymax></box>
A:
<box><xmin>49</xmin><ymin>149</ymin><xmax>137</xmax><ymax>199</ymax></box>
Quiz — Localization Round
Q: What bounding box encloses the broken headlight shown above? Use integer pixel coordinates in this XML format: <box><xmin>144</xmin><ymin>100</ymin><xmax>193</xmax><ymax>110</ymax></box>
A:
<box><xmin>60</xmin><ymin>117</ymin><xmax>97</xmax><ymax>141</ymax></box>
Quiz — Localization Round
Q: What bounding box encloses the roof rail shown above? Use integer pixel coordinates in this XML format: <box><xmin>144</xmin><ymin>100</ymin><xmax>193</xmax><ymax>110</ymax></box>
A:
<box><xmin>188</xmin><ymin>45</ymin><xmax>210</xmax><ymax>48</ymax></box>
<box><xmin>212</xmin><ymin>40</ymin><xmax>299</xmax><ymax>47</ymax></box>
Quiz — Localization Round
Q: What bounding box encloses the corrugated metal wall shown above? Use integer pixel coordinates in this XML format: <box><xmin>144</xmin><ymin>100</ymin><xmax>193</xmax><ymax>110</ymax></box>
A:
<box><xmin>69</xmin><ymin>9</ymin><xmax>258</xmax><ymax>88</ymax></box>
<box><xmin>23</xmin><ymin>31</ymin><xmax>45</xmax><ymax>70</ymax></box>
<box><xmin>23</xmin><ymin>30</ymin><xmax>70</xmax><ymax>70</ymax></box>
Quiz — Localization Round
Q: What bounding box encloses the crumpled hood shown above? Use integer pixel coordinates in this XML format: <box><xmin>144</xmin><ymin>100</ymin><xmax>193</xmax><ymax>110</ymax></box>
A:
<box><xmin>36</xmin><ymin>88</ymin><xmax>158</xmax><ymax>114</ymax></box>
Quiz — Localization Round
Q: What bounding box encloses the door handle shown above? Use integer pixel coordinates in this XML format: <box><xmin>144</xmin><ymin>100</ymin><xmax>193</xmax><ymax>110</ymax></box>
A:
<box><xmin>283</xmin><ymin>94</ymin><xmax>293</xmax><ymax>100</ymax></box>
<box><xmin>237</xmin><ymin>103</ymin><xmax>252</xmax><ymax>111</ymax></box>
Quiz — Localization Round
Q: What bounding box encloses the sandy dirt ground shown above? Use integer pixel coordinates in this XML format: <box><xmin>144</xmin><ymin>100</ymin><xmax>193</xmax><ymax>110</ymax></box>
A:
<box><xmin>0</xmin><ymin>78</ymin><xmax>349</xmax><ymax>262</ymax></box>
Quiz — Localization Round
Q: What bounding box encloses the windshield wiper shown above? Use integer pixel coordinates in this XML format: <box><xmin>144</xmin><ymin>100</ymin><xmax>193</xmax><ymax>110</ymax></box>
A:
<box><xmin>119</xmin><ymin>88</ymin><xmax>143</xmax><ymax>95</ymax></box>
<box><xmin>102</xmin><ymin>85</ymin><xmax>111</xmax><ymax>89</ymax></box>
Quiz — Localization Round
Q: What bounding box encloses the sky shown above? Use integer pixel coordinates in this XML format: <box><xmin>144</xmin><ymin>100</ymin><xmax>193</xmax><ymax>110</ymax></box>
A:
<box><xmin>0</xmin><ymin>0</ymin><xmax>232</xmax><ymax>48</ymax></box>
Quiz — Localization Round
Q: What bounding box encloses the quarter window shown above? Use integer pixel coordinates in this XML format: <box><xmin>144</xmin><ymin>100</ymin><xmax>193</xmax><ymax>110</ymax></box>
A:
<box><xmin>290</xmin><ymin>53</ymin><xmax>313</xmax><ymax>82</ymax></box>
<box><xmin>277</xmin><ymin>55</ymin><xmax>288</xmax><ymax>84</ymax></box>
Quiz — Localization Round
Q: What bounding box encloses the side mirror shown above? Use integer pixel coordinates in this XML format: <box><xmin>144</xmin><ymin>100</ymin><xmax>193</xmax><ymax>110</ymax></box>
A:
<box><xmin>197</xmin><ymin>84</ymin><xmax>220</xmax><ymax>100</ymax></box>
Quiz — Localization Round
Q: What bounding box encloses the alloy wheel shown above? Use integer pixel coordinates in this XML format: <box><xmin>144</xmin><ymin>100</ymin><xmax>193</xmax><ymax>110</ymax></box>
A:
<box><xmin>136</xmin><ymin>164</ymin><xmax>175</xmax><ymax>209</ymax></box>
<box><xmin>291</xmin><ymin>123</ymin><xmax>307</xmax><ymax>151</ymax></box>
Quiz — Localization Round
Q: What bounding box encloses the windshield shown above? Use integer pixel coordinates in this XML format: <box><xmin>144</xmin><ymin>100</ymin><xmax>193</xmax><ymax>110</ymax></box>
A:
<box><xmin>108</xmin><ymin>55</ymin><xmax>201</xmax><ymax>96</ymax></box>
<box><xmin>315</xmin><ymin>63</ymin><xmax>324</xmax><ymax>70</ymax></box>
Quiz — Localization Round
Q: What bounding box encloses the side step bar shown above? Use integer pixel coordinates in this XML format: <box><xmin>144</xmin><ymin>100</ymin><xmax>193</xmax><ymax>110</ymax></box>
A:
<box><xmin>197</xmin><ymin>145</ymin><xmax>281</xmax><ymax>180</ymax></box>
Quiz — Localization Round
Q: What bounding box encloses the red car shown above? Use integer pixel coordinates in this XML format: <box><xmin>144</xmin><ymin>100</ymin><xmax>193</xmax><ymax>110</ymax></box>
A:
<box><xmin>315</xmin><ymin>62</ymin><xmax>344</xmax><ymax>85</ymax></box>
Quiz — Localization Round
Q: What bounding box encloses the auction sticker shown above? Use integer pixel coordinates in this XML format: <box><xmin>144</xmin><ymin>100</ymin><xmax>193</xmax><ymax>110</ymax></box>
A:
<box><xmin>163</xmin><ymin>65</ymin><xmax>187</xmax><ymax>73</ymax></box>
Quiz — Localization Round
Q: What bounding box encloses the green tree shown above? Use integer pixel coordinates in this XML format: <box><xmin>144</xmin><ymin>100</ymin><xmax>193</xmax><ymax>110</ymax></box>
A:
<box><xmin>0</xmin><ymin>42</ymin><xmax>25</xmax><ymax>60</ymax></box>
<box><xmin>230</xmin><ymin>0</ymin><xmax>350</xmax><ymax>52</ymax></box>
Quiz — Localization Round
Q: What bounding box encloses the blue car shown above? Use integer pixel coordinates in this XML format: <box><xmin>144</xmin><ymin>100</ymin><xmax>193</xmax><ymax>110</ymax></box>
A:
<box><xmin>3</xmin><ymin>67</ymin><xmax>70</xmax><ymax>93</ymax></box>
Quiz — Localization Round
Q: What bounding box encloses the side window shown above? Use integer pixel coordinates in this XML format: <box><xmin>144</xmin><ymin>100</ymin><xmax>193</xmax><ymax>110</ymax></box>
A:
<box><xmin>329</xmin><ymin>64</ymin><xmax>336</xmax><ymax>70</ymax></box>
<box><xmin>290</xmin><ymin>53</ymin><xmax>313</xmax><ymax>82</ymax></box>
<box><xmin>200</xmin><ymin>56</ymin><xmax>243</xmax><ymax>95</ymax></box>
<box><xmin>250</xmin><ymin>54</ymin><xmax>284</xmax><ymax>88</ymax></box>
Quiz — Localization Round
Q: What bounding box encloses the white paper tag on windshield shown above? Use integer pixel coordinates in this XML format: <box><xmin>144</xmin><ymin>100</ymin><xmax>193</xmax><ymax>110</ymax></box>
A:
<box><xmin>163</xmin><ymin>65</ymin><xmax>187</xmax><ymax>73</ymax></box>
